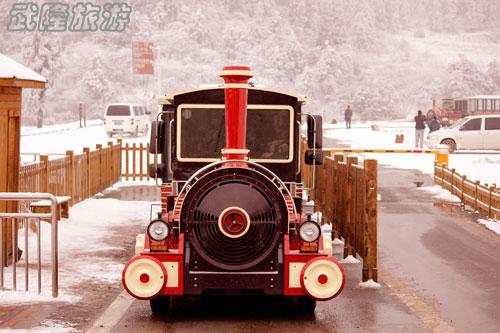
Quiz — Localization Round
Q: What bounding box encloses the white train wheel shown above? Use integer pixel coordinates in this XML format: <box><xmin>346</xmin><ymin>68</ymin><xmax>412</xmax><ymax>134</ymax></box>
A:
<box><xmin>300</xmin><ymin>257</ymin><xmax>345</xmax><ymax>301</ymax></box>
<box><xmin>122</xmin><ymin>255</ymin><xmax>167</xmax><ymax>300</ymax></box>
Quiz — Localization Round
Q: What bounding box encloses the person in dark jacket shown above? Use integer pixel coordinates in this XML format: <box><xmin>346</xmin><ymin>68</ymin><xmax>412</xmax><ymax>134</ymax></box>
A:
<box><xmin>414</xmin><ymin>110</ymin><xmax>426</xmax><ymax>148</ymax></box>
<box><xmin>344</xmin><ymin>105</ymin><xmax>352</xmax><ymax>129</ymax></box>
<box><xmin>427</xmin><ymin>116</ymin><xmax>441</xmax><ymax>133</ymax></box>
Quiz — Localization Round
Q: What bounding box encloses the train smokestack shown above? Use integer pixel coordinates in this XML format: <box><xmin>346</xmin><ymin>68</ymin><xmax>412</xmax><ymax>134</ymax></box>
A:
<box><xmin>219</xmin><ymin>66</ymin><xmax>253</xmax><ymax>160</ymax></box>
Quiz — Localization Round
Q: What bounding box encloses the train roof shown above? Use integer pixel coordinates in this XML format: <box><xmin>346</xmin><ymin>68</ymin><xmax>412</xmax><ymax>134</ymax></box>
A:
<box><xmin>158</xmin><ymin>86</ymin><xmax>307</xmax><ymax>105</ymax></box>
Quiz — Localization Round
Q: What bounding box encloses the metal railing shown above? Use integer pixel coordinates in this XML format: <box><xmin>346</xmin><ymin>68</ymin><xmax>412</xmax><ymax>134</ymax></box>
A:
<box><xmin>0</xmin><ymin>192</ymin><xmax>58</xmax><ymax>297</ymax></box>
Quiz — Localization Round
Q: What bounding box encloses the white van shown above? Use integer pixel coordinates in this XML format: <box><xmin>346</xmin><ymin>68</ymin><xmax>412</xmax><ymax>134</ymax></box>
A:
<box><xmin>426</xmin><ymin>115</ymin><xmax>500</xmax><ymax>151</ymax></box>
<box><xmin>104</xmin><ymin>104</ymin><xmax>150</xmax><ymax>137</ymax></box>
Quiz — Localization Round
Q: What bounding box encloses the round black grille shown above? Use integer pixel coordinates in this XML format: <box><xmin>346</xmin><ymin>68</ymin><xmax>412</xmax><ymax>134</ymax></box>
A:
<box><xmin>181</xmin><ymin>167</ymin><xmax>287</xmax><ymax>270</ymax></box>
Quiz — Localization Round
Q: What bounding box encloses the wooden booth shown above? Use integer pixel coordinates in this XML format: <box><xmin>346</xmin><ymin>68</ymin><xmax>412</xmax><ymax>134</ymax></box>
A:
<box><xmin>0</xmin><ymin>52</ymin><xmax>46</xmax><ymax>263</ymax></box>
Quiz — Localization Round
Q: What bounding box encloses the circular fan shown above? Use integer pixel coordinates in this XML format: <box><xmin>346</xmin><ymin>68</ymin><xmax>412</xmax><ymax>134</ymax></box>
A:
<box><xmin>181</xmin><ymin>167</ymin><xmax>287</xmax><ymax>270</ymax></box>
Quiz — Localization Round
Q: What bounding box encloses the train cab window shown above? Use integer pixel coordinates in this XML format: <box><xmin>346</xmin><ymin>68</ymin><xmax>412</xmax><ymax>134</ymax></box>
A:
<box><xmin>459</xmin><ymin>118</ymin><xmax>481</xmax><ymax>131</ymax></box>
<box><xmin>179</xmin><ymin>107</ymin><xmax>225</xmax><ymax>159</ymax></box>
<box><xmin>247</xmin><ymin>108</ymin><xmax>291</xmax><ymax>160</ymax></box>
<box><xmin>177</xmin><ymin>105</ymin><xmax>293</xmax><ymax>162</ymax></box>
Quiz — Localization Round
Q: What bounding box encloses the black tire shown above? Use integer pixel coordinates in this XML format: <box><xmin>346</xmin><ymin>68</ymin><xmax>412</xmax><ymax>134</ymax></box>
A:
<box><xmin>150</xmin><ymin>295</ymin><xmax>170</xmax><ymax>314</ymax></box>
<box><xmin>440</xmin><ymin>138</ymin><xmax>457</xmax><ymax>153</ymax></box>
<box><xmin>107</xmin><ymin>132</ymin><xmax>113</xmax><ymax>138</ymax></box>
<box><xmin>297</xmin><ymin>296</ymin><xmax>316</xmax><ymax>313</ymax></box>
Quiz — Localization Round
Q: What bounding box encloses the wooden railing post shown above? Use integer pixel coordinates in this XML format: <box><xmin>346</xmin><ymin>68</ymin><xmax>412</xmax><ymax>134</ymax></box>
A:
<box><xmin>474</xmin><ymin>180</ymin><xmax>480</xmax><ymax>212</ymax></box>
<box><xmin>132</xmin><ymin>143</ymin><xmax>137</xmax><ymax>181</ymax></box>
<box><xmin>106</xmin><ymin>141</ymin><xmax>115</xmax><ymax>187</ymax></box>
<box><xmin>117</xmin><ymin>139</ymin><xmax>123</xmax><ymax>182</ymax></box>
<box><xmin>96</xmin><ymin>144</ymin><xmax>103</xmax><ymax>192</ymax></box>
<box><xmin>461</xmin><ymin>175</ymin><xmax>466</xmax><ymax>206</ymax></box>
<box><xmin>66</xmin><ymin>150</ymin><xmax>74</xmax><ymax>206</ymax></box>
<box><xmin>332</xmin><ymin>154</ymin><xmax>343</xmax><ymax>241</ymax></box>
<box><xmin>83</xmin><ymin>147</ymin><xmax>90</xmax><ymax>199</ymax></box>
<box><xmin>433</xmin><ymin>161</ymin><xmax>437</xmax><ymax>184</ymax></box>
<box><xmin>344</xmin><ymin>156</ymin><xmax>358</xmax><ymax>259</ymax></box>
<box><xmin>450</xmin><ymin>168</ymin><xmax>456</xmax><ymax>195</ymax></box>
<box><xmin>489</xmin><ymin>184</ymin><xmax>496</xmax><ymax>218</ymax></box>
<box><xmin>139</xmin><ymin>143</ymin><xmax>144</xmax><ymax>181</ymax></box>
<box><xmin>40</xmin><ymin>155</ymin><xmax>49</xmax><ymax>193</ymax></box>
<box><xmin>146</xmin><ymin>143</ymin><xmax>151</xmax><ymax>178</ymax></box>
<box><xmin>125</xmin><ymin>143</ymin><xmax>130</xmax><ymax>181</ymax></box>
<box><xmin>363</xmin><ymin>159</ymin><xmax>378</xmax><ymax>282</ymax></box>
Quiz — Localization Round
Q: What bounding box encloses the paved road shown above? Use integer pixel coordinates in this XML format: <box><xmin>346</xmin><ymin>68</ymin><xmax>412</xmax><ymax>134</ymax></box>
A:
<box><xmin>377</xmin><ymin>166</ymin><xmax>500</xmax><ymax>333</ymax></box>
<box><xmin>102</xmin><ymin>241</ymin><xmax>423</xmax><ymax>333</ymax></box>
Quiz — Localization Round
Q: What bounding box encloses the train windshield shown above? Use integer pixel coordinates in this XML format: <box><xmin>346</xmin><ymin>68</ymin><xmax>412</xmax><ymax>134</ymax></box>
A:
<box><xmin>177</xmin><ymin>105</ymin><xmax>293</xmax><ymax>162</ymax></box>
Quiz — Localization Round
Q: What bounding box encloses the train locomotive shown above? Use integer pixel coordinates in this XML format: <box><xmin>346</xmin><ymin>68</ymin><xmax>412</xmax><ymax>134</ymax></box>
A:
<box><xmin>122</xmin><ymin>66</ymin><xmax>345</xmax><ymax>313</ymax></box>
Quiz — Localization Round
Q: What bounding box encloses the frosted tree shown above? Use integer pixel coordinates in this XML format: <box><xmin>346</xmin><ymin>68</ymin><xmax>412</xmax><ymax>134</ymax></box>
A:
<box><xmin>487</xmin><ymin>60</ymin><xmax>500</xmax><ymax>91</ymax></box>
<box><xmin>20</xmin><ymin>32</ymin><xmax>61</xmax><ymax>127</ymax></box>
<box><xmin>444</xmin><ymin>55</ymin><xmax>494</xmax><ymax>97</ymax></box>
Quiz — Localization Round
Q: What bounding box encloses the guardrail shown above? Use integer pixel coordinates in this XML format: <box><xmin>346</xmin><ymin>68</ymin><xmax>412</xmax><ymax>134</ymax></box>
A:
<box><xmin>324</xmin><ymin>148</ymin><xmax>449</xmax><ymax>167</ymax></box>
<box><xmin>0</xmin><ymin>192</ymin><xmax>58</xmax><ymax>297</ymax></box>
<box><xmin>434</xmin><ymin>163</ymin><xmax>500</xmax><ymax>220</ymax></box>
<box><xmin>302</xmin><ymin>142</ymin><xmax>378</xmax><ymax>282</ymax></box>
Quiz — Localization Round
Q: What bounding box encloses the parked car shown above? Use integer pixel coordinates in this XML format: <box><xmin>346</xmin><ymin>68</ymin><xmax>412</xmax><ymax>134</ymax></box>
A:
<box><xmin>104</xmin><ymin>104</ymin><xmax>150</xmax><ymax>137</ymax></box>
<box><xmin>426</xmin><ymin>115</ymin><xmax>500</xmax><ymax>152</ymax></box>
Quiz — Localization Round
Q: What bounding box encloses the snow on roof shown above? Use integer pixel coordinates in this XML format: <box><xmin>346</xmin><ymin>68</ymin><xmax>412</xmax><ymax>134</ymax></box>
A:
<box><xmin>0</xmin><ymin>52</ymin><xmax>47</xmax><ymax>83</ymax></box>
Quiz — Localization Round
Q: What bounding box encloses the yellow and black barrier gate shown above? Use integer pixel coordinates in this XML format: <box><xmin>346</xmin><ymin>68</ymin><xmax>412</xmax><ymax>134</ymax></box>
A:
<box><xmin>324</xmin><ymin>148</ymin><xmax>449</xmax><ymax>168</ymax></box>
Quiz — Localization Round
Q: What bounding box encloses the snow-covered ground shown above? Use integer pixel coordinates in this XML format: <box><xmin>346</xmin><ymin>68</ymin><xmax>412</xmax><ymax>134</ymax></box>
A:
<box><xmin>0</xmin><ymin>187</ymin><xmax>152</xmax><ymax>308</ymax></box>
<box><xmin>324</xmin><ymin>122</ymin><xmax>500</xmax><ymax>185</ymax></box>
<box><xmin>20</xmin><ymin>122</ymin><xmax>149</xmax><ymax>163</ymax></box>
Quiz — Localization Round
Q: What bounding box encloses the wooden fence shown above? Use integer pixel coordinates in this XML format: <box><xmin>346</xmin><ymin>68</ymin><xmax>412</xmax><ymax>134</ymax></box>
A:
<box><xmin>121</xmin><ymin>142</ymin><xmax>152</xmax><ymax>181</ymax></box>
<box><xmin>19</xmin><ymin>142</ymin><xmax>121</xmax><ymax>205</ymax></box>
<box><xmin>435</xmin><ymin>162</ymin><xmax>500</xmax><ymax>220</ymax></box>
<box><xmin>302</xmin><ymin>144</ymin><xmax>378</xmax><ymax>282</ymax></box>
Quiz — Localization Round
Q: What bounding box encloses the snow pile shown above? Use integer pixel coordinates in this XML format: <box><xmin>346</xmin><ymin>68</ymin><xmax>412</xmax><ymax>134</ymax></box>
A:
<box><xmin>417</xmin><ymin>185</ymin><xmax>462</xmax><ymax>203</ymax></box>
<box><xmin>339</xmin><ymin>255</ymin><xmax>361</xmax><ymax>264</ymax></box>
<box><xmin>358</xmin><ymin>279</ymin><xmax>382</xmax><ymax>289</ymax></box>
<box><xmin>332</xmin><ymin>238</ymin><xmax>344</xmax><ymax>245</ymax></box>
<box><xmin>0</xmin><ymin>291</ymin><xmax>77</xmax><ymax>306</ymax></box>
<box><xmin>477</xmin><ymin>219</ymin><xmax>500</xmax><ymax>235</ymax></box>
<box><xmin>0</xmin><ymin>319</ymin><xmax>77</xmax><ymax>333</ymax></box>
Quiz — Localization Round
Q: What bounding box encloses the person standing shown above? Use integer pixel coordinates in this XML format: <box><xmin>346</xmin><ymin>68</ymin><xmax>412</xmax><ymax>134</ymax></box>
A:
<box><xmin>427</xmin><ymin>116</ymin><xmax>441</xmax><ymax>133</ymax></box>
<box><xmin>414</xmin><ymin>110</ymin><xmax>426</xmax><ymax>148</ymax></box>
<box><xmin>344</xmin><ymin>105</ymin><xmax>353</xmax><ymax>129</ymax></box>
